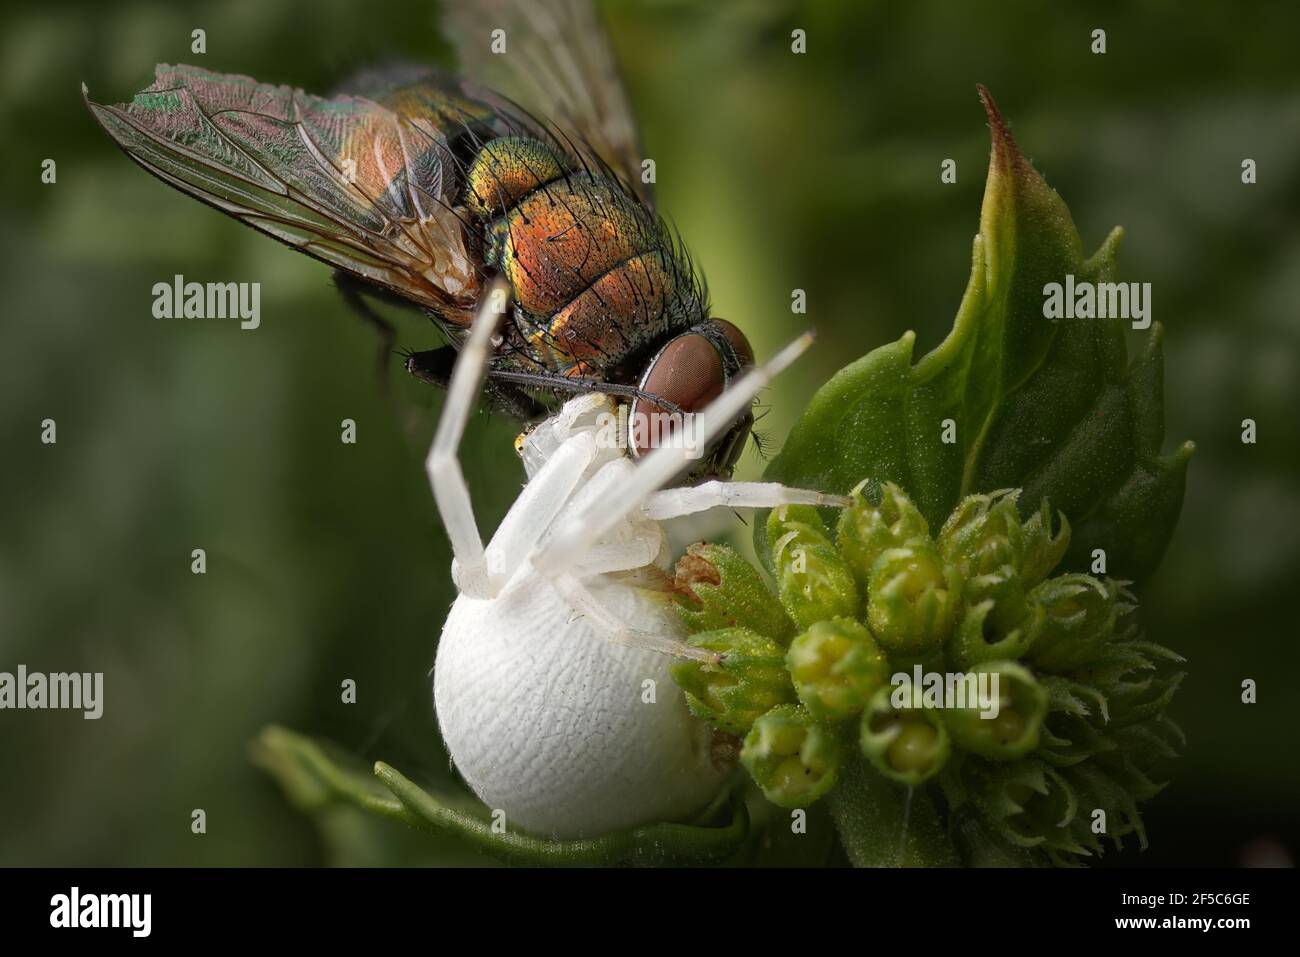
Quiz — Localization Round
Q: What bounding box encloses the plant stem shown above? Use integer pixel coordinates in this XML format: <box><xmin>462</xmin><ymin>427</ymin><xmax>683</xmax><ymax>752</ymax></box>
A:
<box><xmin>254</xmin><ymin>725</ymin><xmax>749</xmax><ymax>866</ymax></box>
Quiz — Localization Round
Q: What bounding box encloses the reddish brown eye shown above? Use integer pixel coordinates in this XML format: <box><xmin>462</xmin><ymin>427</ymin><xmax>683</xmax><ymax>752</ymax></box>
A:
<box><xmin>711</xmin><ymin>318</ymin><xmax>754</xmax><ymax>368</ymax></box>
<box><xmin>630</xmin><ymin>333</ymin><xmax>725</xmax><ymax>457</ymax></box>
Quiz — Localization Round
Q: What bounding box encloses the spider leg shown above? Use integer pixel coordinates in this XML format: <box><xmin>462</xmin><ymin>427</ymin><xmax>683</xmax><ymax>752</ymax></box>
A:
<box><xmin>642</xmin><ymin>481</ymin><xmax>849</xmax><ymax>521</ymax></box>
<box><xmin>426</xmin><ymin>277</ymin><xmax>511</xmax><ymax>599</ymax></box>
<box><xmin>550</xmin><ymin>573</ymin><xmax>718</xmax><ymax>663</ymax></box>
<box><xmin>483</xmin><ymin>429</ymin><xmax>600</xmax><ymax>587</ymax></box>
<box><xmin>567</xmin><ymin>538</ymin><xmax>663</xmax><ymax>577</ymax></box>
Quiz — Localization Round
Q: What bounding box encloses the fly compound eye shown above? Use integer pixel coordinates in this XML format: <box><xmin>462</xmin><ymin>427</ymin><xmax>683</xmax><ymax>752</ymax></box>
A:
<box><xmin>630</xmin><ymin>333</ymin><xmax>725</xmax><ymax>458</ymax></box>
<box><xmin>711</xmin><ymin>318</ymin><xmax>755</xmax><ymax>371</ymax></box>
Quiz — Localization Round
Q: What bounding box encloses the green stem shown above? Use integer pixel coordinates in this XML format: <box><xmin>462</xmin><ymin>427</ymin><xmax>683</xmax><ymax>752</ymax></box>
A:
<box><xmin>254</xmin><ymin>725</ymin><xmax>748</xmax><ymax>866</ymax></box>
<box><xmin>376</xmin><ymin>763</ymin><xmax>747</xmax><ymax>866</ymax></box>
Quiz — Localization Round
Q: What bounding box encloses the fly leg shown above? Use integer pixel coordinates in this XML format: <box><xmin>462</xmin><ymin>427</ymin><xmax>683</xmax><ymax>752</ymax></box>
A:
<box><xmin>483</xmin><ymin>367</ymin><xmax>686</xmax><ymax>416</ymax></box>
<box><xmin>406</xmin><ymin>347</ymin><xmax>548</xmax><ymax>421</ymax></box>
<box><xmin>333</xmin><ymin>271</ymin><xmax>423</xmax><ymax>388</ymax></box>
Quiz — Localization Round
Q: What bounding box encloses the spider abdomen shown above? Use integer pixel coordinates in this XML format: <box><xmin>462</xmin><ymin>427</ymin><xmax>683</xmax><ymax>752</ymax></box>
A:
<box><xmin>433</xmin><ymin>571</ymin><xmax>729</xmax><ymax>839</ymax></box>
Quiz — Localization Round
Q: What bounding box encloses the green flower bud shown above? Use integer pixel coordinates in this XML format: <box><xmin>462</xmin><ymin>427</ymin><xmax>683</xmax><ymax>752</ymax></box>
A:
<box><xmin>1026</xmin><ymin>574</ymin><xmax>1129</xmax><ymax>671</ymax></box>
<box><xmin>940</xmin><ymin>661</ymin><xmax>1047</xmax><ymax>760</ymax></box>
<box><xmin>859</xmin><ymin>684</ymin><xmax>951</xmax><ymax>785</ymax></box>
<box><xmin>939</xmin><ymin>489</ymin><xmax>1023</xmax><ymax>577</ymax></box>
<box><xmin>674</xmin><ymin>542</ymin><xmax>795</xmax><ymax>643</ymax></box>
<box><xmin>741</xmin><ymin>705</ymin><xmax>842</xmax><ymax>808</ymax></box>
<box><xmin>1019</xmin><ymin>498</ymin><xmax>1070</xmax><ymax>587</ymax></box>
<box><xmin>948</xmin><ymin>597</ymin><xmax>1044</xmax><ymax>670</ymax></box>
<box><xmin>787</xmin><ymin>617</ymin><xmax>889</xmax><ymax>722</ymax></box>
<box><xmin>866</xmin><ymin>538</ymin><xmax>962</xmax><ymax>655</ymax></box>
<box><xmin>965</xmin><ymin>562</ymin><xmax>1031</xmax><ymax>620</ymax></box>
<box><xmin>768</xmin><ymin>504</ymin><xmax>859</xmax><ymax>629</ymax></box>
<box><xmin>836</xmin><ymin>480</ymin><xmax>929</xmax><ymax>593</ymax></box>
<box><xmin>671</xmin><ymin>628</ymin><xmax>794</xmax><ymax>734</ymax></box>
<box><xmin>943</xmin><ymin>490</ymin><xmax>1049</xmax><ymax>660</ymax></box>
<box><xmin>948</xmin><ymin>554</ymin><xmax>1037</xmax><ymax>662</ymax></box>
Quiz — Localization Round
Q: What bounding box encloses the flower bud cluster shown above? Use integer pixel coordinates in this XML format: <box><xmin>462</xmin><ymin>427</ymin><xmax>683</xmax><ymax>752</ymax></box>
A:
<box><xmin>671</xmin><ymin>483</ymin><xmax>1182</xmax><ymax>863</ymax></box>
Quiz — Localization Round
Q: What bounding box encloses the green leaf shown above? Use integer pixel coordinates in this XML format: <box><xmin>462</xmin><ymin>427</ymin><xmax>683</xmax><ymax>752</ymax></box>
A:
<box><xmin>828</xmin><ymin>752</ymin><xmax>960</xmax><ymax>867</ymax></box>
<box><xmin>762</xmin><ymin>87</ymin><xmax>1192</xmax><ymax>583</ymax></box>
<box><xmin>253</xmin><ymin>725</ymin><xmax>749</xmax><ymax>866</ymax></box>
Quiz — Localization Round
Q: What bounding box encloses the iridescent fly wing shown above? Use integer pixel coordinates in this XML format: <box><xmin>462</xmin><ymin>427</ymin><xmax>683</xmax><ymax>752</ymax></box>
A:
<box><xmin>85</xmin><ymin>63</ymin><xmax>498</xmax><ymax>317</ymax></box>
<box><xmin>443</xmin><ymin>0</ymin><xmax>653</xmax><ymax>207</ymax></box>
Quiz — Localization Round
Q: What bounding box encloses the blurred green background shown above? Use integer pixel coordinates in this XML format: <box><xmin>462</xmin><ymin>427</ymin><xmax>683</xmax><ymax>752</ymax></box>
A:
<box><xmin>1</xmin><ymin>0</ymin><xmax>1296</xmax><ymax>866</ymax></box>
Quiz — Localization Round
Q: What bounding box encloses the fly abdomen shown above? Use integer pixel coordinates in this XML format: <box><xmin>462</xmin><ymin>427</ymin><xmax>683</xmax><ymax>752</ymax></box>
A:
<box><xmin>465</xmin><ymin>137</ymin><xmax>700</xmax><ymax>376</ymax></box>
<box><xmin>543</xmin><ymin>250</ymin><xmax>688</xmax><ymax>377</ymax></box>
<box><xmin>491</xmin><ymin>173</ymin><xmax>659</xmax><ymax>316</ymax></box>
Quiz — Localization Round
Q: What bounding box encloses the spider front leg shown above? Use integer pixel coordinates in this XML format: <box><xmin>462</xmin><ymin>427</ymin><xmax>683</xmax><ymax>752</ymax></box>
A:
<box><xmin>642</xmin><ymin>481</ymin><xmax>849</xmax><ymax>521</ymax></box>
<box><xmin>482</xmin><ymin>429</ymin><xmax>600</xmax><ymax>588</ymax></box>
<box><xmin>425</xmin><ymin>277</ymin><xmax>511</xmax><ymax>600</ymax></box>
<box><xmin>542</xmin><ymin>479</ymin><xmax>844</xmax><ymax>663</ymax></box>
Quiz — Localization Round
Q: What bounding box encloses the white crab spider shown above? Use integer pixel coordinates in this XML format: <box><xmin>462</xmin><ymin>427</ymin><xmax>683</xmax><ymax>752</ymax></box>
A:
<box><xmin>430</xmin><ymin>278</ymin><xmax>845</xmax><ymax>839</ymax></box>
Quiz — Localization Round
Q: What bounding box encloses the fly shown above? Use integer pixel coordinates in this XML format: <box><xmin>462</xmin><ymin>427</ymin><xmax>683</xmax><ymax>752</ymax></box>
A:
<box><xmin>84</xmin><ymin>0</ymin><xmax>761</xmax><ymax>478</ymax></box>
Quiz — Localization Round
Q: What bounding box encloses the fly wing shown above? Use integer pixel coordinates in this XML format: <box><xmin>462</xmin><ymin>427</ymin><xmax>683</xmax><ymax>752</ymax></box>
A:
<box><xmin>85</xmin><ymin>63</ymin><xmax>489</xmax><ymax>314</ymax></box>
<box><xmin>443</xmin><ymin>0</ymin><xmax>653</xmax><ymax>208</ymax></box>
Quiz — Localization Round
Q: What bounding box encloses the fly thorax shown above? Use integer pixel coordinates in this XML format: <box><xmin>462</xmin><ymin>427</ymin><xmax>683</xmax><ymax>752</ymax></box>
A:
<box><xmin>464</xmin><ymin>137</ymin><xmax>567</xmax><ymax>221</ymax></box>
